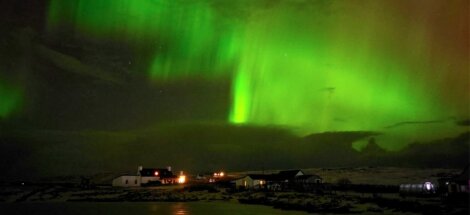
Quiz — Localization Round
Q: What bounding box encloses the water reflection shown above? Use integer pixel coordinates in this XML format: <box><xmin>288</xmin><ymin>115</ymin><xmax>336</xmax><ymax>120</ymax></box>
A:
<box><xmin>172</xmin><ymin>203</ymin><xmax>188</xmax><ymax>215</ymax></box>
<box><xmin>0</xmin><ymin>202</ymin><xmax>308</xmax><ymax>215</ymax></box>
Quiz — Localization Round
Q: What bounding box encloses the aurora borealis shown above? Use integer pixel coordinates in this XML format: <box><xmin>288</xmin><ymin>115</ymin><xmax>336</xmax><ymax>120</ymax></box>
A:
<box><xmin>41</xmin><ymin>0</ymin><xmax>469</xmax><ymax>150</ymax></box>
<box><xmin>0</xmin><ymin>0</ymin><xmax>469</xmax><ymax>179</ymax></box>
<box><xmin>0</xmin><ymin>81</ymin><xmax>21</xmax><ymax>118</ymax></box>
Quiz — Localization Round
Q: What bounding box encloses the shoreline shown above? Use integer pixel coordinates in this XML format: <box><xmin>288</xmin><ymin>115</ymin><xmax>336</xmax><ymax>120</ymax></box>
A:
<box><xmin>1</xmin><ymin>184</ymin><xmax>468</xmax><ymax>214</ymax></box>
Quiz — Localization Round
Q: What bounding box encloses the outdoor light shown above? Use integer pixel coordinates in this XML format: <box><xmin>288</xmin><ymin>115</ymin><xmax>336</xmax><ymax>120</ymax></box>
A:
<box><xmin>154</xmin><ymin>171</ymin><xmax>159</xmax><ymax>176</ymax></box>
<box><xmin>424</xmin><ymin>182</ymin><xmax>433</xmax><ymax>191</ymax></box>
<box><xmin>178</xmin><ymin>175</ymin><xmax>186</xmax><ymax>184</ymax></box>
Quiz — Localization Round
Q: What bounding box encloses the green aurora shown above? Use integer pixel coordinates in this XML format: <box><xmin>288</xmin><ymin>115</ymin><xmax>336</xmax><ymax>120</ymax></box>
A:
<box><xmin>0</xmin><ymin>81</ymin><xmax>21</xmax><ymax>118</ymax></box>
<box><xmin>40</xmin><ymin>0</ymin><xmax>470</xmax><ymax>150</ymax></box>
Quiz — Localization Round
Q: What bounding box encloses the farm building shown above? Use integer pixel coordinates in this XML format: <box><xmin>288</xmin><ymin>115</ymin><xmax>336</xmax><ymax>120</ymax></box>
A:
<box><xmin>112</xmin><ymin>166</ymin><xmax>182</xmax><ymax>187</ymax></box>
<box><xmin>438</xmin><ymin>165</ymin><xmax>469</xmax><ymax>195</ymax></box>
<box><xmin>399</xmin><ymin>182</ymin><xmax>436</xmax><ymax>196</ymax></box>
<box><xmin>232</xmin><ymin>169</ymin><xmax>322</xmax><ymax>191</ymax></box>
<box><xmin>278</xmin><ymin>170</ymin><xmax>305</xmax><ymax>182</ymax></box>
<box><xmin>139</xmin><ymin>166</ymin><xmax>178</xmax><ymax>185</ymax></box>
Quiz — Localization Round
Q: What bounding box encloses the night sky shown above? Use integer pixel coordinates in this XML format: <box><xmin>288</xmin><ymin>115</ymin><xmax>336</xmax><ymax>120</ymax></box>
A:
<box><xmin>0</xmin><ymin>0</ymin><xmax>468</xmax><ymax>178</ymax></box>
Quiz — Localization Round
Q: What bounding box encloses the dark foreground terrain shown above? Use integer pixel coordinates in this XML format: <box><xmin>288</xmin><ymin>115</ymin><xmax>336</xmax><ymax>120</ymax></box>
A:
<box><xmin>1</xmin><ymin>167</ymin><xmax>468</xmax><ymax>214</ymax></box>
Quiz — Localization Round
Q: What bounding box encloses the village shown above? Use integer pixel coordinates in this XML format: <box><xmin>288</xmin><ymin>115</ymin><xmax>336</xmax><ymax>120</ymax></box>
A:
<box><xmin>110</xmin><ymin>165</ymin><xmax>469</xmax><ymax>197</ymax></box>
<box><xmin>1</xmin><ymin>165</ymin><xmax>467</xmax><ymax>214</ymax></box>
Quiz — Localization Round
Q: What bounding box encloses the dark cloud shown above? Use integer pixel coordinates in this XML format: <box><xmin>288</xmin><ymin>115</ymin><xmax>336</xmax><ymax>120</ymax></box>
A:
<box><xmin>35</xmin><ymin>44</ymin><xmax>126</xmax><ymax>85</ymax></box>
<box><xmin>456</xmin><ymin>119</ymin><xmax>470</xmax><ymax>126</ymax></box>
<box><xmin>1</xmin><ymin>124</ymin><xmax>467</xmax><ymax>181</ymax></box>
<box><xmin>384</xmin><ymin>119</ymin><xmax>448</xmax><ymax>129</ymax></box>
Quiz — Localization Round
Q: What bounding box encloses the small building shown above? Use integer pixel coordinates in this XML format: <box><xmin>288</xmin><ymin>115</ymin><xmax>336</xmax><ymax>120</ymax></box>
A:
<box><xmin>234</xmin><ymin>175</ymin><xmax>254</xmax><ymax>189</ymax></box>
<box><xmin>233</xmin><ymin>174</ymin><xmax>270</xmax><ymax>189</ymax></box>
<box><xmin>139</xmin><ymin>166</ymin><xmax>177</xmax><ymax>185</ymax></box>
<box><xmin>293</xmin><ymin>175</ymin><xmax>323</xmax><ymax>191</ymax></box>
<box><xmin>232</xmin><ymin>169</ymin><xmax>322</xmax><ymax>191</ymax></box>
<box><xmin>439</xmin><ymin>165</ymin><xmax>469</xmax><ymax>195</ymax></box>
<box><xmin>399</xmin><ymin>182</ymin><xmax>436</xmax><ymax>196</ymax></box>
<box><xmin>294</xmin><ymin>174</ymin><xmax>322</xmax><ymax>184</ymax></box>
<box><xmin>112</xmin><ymin>166</ymin><xmax>181</xmax><ymax>187</ymax></box>
<box><xmin>278</xmin><ymin>170</ymin><xmax>305</xmax><ymax>182</ymax></box>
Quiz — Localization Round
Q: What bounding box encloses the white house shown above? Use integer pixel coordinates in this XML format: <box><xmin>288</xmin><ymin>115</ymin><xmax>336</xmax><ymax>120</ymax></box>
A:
<box><xmin>233</xmin><ymin>175</ymin><xmax>266</xmax><ymax>189</ymax></box>
<box><xmin>112</xmin><ymin>166</ymin><xmax>180</xmax><ymax>187</ymax></box>
<box><xmin>234</xmin><ymin>175</ymin><xmax>265</xmax><ymax>189</ymax></box>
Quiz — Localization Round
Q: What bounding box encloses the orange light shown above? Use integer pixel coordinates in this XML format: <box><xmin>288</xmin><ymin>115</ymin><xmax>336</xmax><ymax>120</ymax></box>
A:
<box><xmin>214</xmin><ymin>173</ymin><xmax>218</xmax><ymax>177</ymax></box>
<box><xmin>220</xmin><ymin>172</ymin><xmax>224</xmax><ymax>177</ymax></box>
<box><xmin>178</xmin><ymin>175</ymin><xmax>186</xmax><ymax>184</ymax></box>
<box><xmin>154</xmin><ymin>171</ymin><xmax>159</xmax><ymax>176</ymax></box>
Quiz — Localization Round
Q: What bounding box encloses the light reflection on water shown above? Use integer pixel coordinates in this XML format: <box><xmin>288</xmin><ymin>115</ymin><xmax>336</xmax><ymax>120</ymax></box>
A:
<box><xmin>172</xmin><ymin>202</ymin><xmax>188</xmax><ymax>215</ymax></box>
<box><xmin>0</xmin><ymin>202</ymin><xmax>308</xmax><ymax>215</ymax></box>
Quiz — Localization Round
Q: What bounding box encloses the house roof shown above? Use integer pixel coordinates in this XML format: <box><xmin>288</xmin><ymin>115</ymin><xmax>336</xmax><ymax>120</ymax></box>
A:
<box><xmin>247</xmin><ymin>174</ymin><xmax>276</xmax><ymax>180</ymax></box>
<box><xmin>233</xmin><ymin>169</ymin><xmax>320</xmax><ymax>182</ymax></box>
<box><xmin>140</xmin><ymin>168</ymin><xmax>174</xmax><ymax>178</ymax></box>
<box><xmin>278</xmin><ymin>170</ymin><xmax>304</xmax><ymax>178</ymax></box>
<box><xmin>295</xmin><ymin>175</ymin><xmax>321</xmax><ymax>180</ymax></box>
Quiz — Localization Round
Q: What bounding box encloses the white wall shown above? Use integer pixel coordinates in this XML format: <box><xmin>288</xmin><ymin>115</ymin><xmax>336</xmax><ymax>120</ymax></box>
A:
<box><xmin>234</xmin><ymin>176</ymin><xmax>253</xmax><ymax>188</ymax></box>
<box><xmin>112</xmin><ymin>176</ymin><xmax>141</xmax><ymax>187</ymax></box>
<box><xmin>234</xmin><ymin>177</ymin><xmax>265</xmax><ymax>189</ymax></box>
<box><xmin>141</xmin><ymin>176</ymin><xmax>160</xmax><ymax>184</ymax></box>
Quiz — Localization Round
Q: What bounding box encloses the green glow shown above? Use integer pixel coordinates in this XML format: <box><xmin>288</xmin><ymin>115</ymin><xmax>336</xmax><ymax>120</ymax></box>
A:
<box><xmin>227</xmin><ymin>1</ymin><xmax>468</xmax><ymax>150</ymax></box>
<box><xmin>47</xmin><ymin>0</ymin><xmax>236</xmax><ymax>79</ymax></box>
<box><xmin>230</xmin><ymin>70</ymin><xmax>251</xmax><ymax>123</ymax></box>
<box><xmin>0</xmin><ymin>81</ymin><xmax>21</xmax><ymax>118</ymax></box>
<box><xmin>46</xmin><ymin>0</ymin><xmax>469</xmax><ymax>150</ymax></box>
